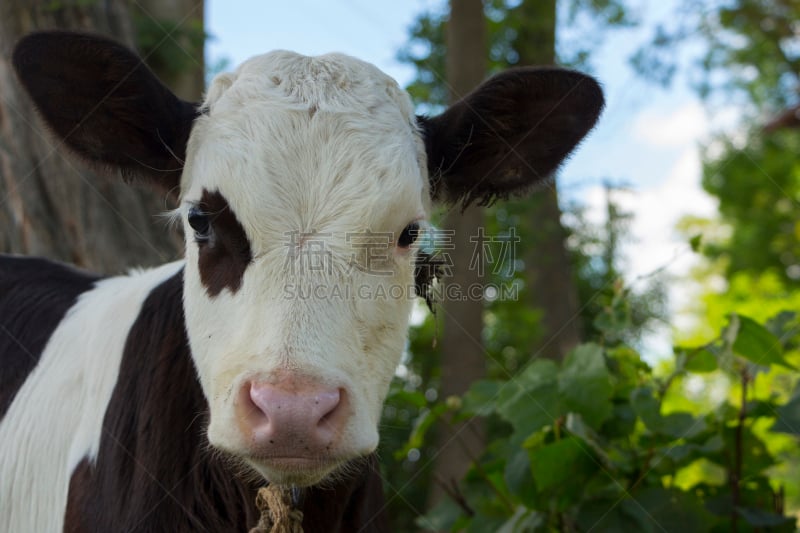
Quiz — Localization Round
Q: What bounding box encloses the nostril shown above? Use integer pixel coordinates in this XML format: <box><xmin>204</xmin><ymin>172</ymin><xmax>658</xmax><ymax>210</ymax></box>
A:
<box><xmin>247</xmin><ymin>381</ymin><xmax>273</xmax><ymax>421</ymax></box>
<box><xmin>315</xmin><ymin>388</ymin><xmax>341</xmax><ymax>424</ymax></box>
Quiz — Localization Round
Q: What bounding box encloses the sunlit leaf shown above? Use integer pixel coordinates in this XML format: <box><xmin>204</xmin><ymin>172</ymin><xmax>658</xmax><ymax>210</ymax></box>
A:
<box><xmin>730</xmin><ymin>314</ymin><xmax>795</xmax><ymax>369</ymax></box>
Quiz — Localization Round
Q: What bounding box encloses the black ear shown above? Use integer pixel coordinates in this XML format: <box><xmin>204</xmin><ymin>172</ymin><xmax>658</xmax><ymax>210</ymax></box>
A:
<box><xmin>12</xmin><ymin>31</ymin><xmax>198</xmax><ymax>192</ymax></box>
<box><xmin>420</xmin><ymin>67</ymin><xmax>604</xmax><ymax>206</ymax></box>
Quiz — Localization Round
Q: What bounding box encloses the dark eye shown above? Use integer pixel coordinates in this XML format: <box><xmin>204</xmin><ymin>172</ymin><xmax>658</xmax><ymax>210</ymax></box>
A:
<box><xmin>398</xmin><ymin>222</ymin><xmax>420</xmax><ymax>248</ymax></box>
<box><xmin>188</xmin><ymin>207</ymin><xmax>212</xmax><ymax>242</ymax></box>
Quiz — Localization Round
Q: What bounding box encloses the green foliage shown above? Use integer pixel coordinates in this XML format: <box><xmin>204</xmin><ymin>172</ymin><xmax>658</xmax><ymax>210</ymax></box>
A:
<box><xmin>565</xmin><ymin>192</ymin><xmax>667</xmax><ymax>345</ymax></box>
<box><xmin>633</xmin><ymin>0</ymin><xmax>800</xmax><ymax>111</ymax></box>
<box><xmin>387</xmin><ymin>2</ymin><xmax>800</xmax><ymax>531</ymax></box>
<box><xmin>397</xmin><ymin>0</ymin><xmax>634</xmax><ymax>108</ymax></box>
<box><xmin>391</xmin><ymin>305</ymin><xmax>799</xmax><ymax>531</ymax></box>
<box><xmin>698</xmin><ymin>0</ymin><xmax>800</xmax><ymax>108</ymax></box>
<box><xmin>396</xmin><ymin>5</ymin><xmax>449</xmax><ymax>109</ymax></box>
<box><xmin>133</xmin><ymin>13</ymin><xmax>205</xmax><ymax>80</ymax></box>
<box><xmin>772</xmin><ymin>384</ymin><xmax>800</xmax><ymax>436</ymax></box>
<box><xmin>700</xmin><ymin>129</ymin><xmax>800</xmax><ymax>285</ymax></box>
<box><xmin>386</xmin><ymin>3</ymin><xmax>667</xmax><ymax>529</ymax></box>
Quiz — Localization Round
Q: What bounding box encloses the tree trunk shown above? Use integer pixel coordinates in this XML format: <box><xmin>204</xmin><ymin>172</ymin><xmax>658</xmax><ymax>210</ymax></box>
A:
<box><xmin>427</xmin><ymin>0</ymin><xmax>487</xmax><ymax>510</ymax></box>
<box><xmin>0</xmin><ymin>0</ymin><xmax>203</xmax><ymax>273</ymax></box>
<box><xmin>513</xmin><ymin>0</ymin><xmax>583</xmax><ymax>360</ymax></box>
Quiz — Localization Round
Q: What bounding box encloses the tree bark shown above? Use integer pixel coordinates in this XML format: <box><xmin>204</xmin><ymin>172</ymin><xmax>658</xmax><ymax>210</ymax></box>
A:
<box><xmin>0</xmin><ymin>0</ymin><xmax>202</xmax><ymax>273</ymax></box>
<box><xmin>513</xmin><ymin>0</ymin><xmax>583</xmax><ymax>360</ymax></box>
<box><xmin>427</xmin><ymin>0</ymin><xmax>487</xmax><ymax>510</ymax></box>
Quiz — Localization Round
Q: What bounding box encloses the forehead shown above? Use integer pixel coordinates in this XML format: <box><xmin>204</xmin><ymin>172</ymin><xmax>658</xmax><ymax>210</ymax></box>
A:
<box><xmin>182</xmin><ymin>50</ymin><xmax>427</xmax><ymax>234</ymax></box>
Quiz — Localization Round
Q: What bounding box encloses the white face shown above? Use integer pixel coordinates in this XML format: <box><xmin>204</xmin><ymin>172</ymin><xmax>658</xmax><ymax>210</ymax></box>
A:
<box><xmin>179</xmin><ymin>51</ymin><xmax>428</xmax><ymax>486</ymax></box>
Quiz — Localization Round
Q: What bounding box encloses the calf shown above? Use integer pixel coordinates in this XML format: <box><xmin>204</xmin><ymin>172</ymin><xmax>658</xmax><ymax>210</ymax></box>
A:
<box><xmin>0</xmin><ymin>32</ymin><xmax>603</xmax><ymax>531</ymax></box>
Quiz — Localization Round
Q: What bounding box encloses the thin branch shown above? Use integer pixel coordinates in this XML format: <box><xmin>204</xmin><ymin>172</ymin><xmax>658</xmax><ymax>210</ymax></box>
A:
<box><xmin>731</xmin><ymin>368</ymin><xmax>749</xmax><ymax>532</ymax></box>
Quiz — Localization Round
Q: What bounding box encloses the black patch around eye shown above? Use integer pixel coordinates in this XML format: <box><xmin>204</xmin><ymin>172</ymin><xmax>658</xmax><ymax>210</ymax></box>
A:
<box><xmin>414</xmin><ymin>250</ymin><xmax>444</xmax><ymax>311</ymax></box>
<box><xmin>398</xmin><ymin>222</ymin><xmax>420</xmax><ymax>248</ymax></box>
<box><xmin>196</xmin><ymin>189</ymin><xmax>253</xmax><ymax>297</ymax></box>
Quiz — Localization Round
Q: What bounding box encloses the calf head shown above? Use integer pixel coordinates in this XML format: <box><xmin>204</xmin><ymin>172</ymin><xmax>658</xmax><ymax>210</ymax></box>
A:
<box><xmin>13</xmin><ymin>32</ymin><xmax>603</xmax><ymax>486</ymax></box>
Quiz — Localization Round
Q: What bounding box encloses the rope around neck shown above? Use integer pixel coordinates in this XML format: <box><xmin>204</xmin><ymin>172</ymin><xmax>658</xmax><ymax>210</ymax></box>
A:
<box><xmin>248</xmin><ymin>485</ymin><xmax>304</xmax><ymax>533</ymax></box>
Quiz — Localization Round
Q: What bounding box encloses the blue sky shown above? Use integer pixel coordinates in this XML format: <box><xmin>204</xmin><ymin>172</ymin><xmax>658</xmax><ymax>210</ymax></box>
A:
<box><xmin>206</xmin><ymin>1</ymin><xmax>725</xmax><ymax>352</ymax></box>
<box><xmin>206</xmin><ymin>0</ymin><xmax>699</xmax><ymax>193</ymax></box>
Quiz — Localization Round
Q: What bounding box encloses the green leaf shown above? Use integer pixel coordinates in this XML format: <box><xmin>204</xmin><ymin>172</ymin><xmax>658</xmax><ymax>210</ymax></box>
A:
<box><xmin>577</xmin><ymin>498</ymin><xmax>654</xmax><ymax>532</ymax></box>
<box><xmin>689</xmin><ymin>233</ymin><xmax>702</xmax><ymax>252</ymax></box>
<box><xmin>559</xmin><ymin>343</ymin><xmax>613</xmax><ymax>429</ymax></box>
<box><xmin>593</xmin><ymin>299</ymin><xmax>631</xmax><ymax>339</ymax></box>
<box><xmin>496</xmin><ymin>506</ymin><xmax>544</xmax><ymax>533</ymax></box>
<box><xmin>730</xmin><ymin>314</ymin><xmax>796</xmax><ymax>369</ymax></box>
<box><xmin>765</xmin><ymin>311</ymin><xmax>798</xmax><ymax>341</ymax></box>
<box><xmin>632</xmin><ymin>487</ymin><xmax>717</xmax><ymax>532</ymax></box>
<box><xmin>461</xmin><ymin>379</ymin><xmax>502</xmax><ymax>417</ymax></box>
<box><xmin>528</xmin><ymin>436</ymin><xmax>598</xmax><ymax>507</ymax></box>
<box><xmin>389</xmin><ymin>389</ymin><xmax>428</xmax><ymax>409</ymax></box>
<box><xmin>746</xmin><ymin>398</ymin><xmax>783</xmax><ymax>419</ymax></box>
<box><xmin>771</xmin><ymin>393</ymin><xmax>800</xmax><ymax>436</ymax></box>
<box><xmin>395</xmin><ymin>403</ymin><xmax>446</xmax><ymax>460</ymax></box>
<box><xmin>630</xmin><ymin>386</ymin><xmax>661</xmax><ymax>429</ymax></box>
<box><xmin>631</xmin><ymin>387</ymin><xmax>706</xmax><ymax>438</ymax></box>
<box><xmin>565</xmin><ymin>413</ymin><xmax>612</xmax><ymax>465</ymax></box>
<box><xmin>736</xmin><ymin>507</ymin><xmax>795</xmax><ymax>528</ymax></box>
<box><xmin>605</xmin><ymin>345</ymin><xmax>651</xmax><ymax>399</ymax></box>
<box><xmin>465</xmin><ymin>513</ymin><xmax>508</xmax><ymax>533</ymax></box>
<box><xmin>504</xmin><ymin>447</ymin><xmax>537</xmax><ymax>505</ymax></box>
<box><xmin>659</xmin><ymin>412</ymin><xmax>708</xmax><ymax>439</ymax></box>
<box><xmin>498</xmin><ymin>344</ymin><xmax>614</xmax><ymax>440</ymax></box>
<box><xmin>602</xmin><ymin>402</ymin><xmax>638</xmax><ymax>439</ymax></box>
<box><xmin>497</xmin><ymin>360</ymin><xmax>559</xmax><ymax>438</ymax></box>
<box><xmin>662</xmin><ymin>434</ymin><xmax>723</xmax><ymax>467</ymax></box>
<box><xmin>415</xmin><ymin>497</ymin><xmax>464</xmax><ymax>532</ymax></box>
<box><xmin>683</xmin><ymin>348</ymin><xmax>717</xmax><ymax>373</ymax></box>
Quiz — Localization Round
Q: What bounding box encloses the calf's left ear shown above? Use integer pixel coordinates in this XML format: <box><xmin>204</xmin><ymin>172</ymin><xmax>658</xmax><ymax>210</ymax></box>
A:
<box><xmin>419</xmin><ymin>67</ymin><xmax>604</xmax><ymax>206</ymax></box>
<box><xmin>12</xmin><ymin>31</ymin><xmax>197</xmax><ymax>192</ymax></box>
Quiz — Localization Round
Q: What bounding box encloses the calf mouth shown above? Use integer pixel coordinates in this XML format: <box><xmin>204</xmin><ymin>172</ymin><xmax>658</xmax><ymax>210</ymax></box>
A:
<box><xmin>246</xmin><ymin>454</ymin><xmax>349</xmax><ymax>487</ymax></box>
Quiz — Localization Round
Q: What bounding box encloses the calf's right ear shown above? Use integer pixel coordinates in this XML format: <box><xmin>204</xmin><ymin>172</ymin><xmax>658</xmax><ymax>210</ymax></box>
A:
<box><xmin>12</xmin><ymin>31</ymin><xmax>197</xmax><ymax>192</ymax></box>
<box><xmin>420</xmin><ymin>67</ymin><xmax>604</xmax><ymax>207</ymax></box>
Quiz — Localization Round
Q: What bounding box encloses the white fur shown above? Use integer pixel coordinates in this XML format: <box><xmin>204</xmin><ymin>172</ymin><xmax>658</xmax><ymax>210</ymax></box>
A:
<box><xmin>0</xmin><ymin>261</ymin><xmax>183</xmax><ymax>532</ymax></box>
<box><xmin>181</xmin><ymin>51</ymin><xmax>428</xmax><ymax>484</ymax></box>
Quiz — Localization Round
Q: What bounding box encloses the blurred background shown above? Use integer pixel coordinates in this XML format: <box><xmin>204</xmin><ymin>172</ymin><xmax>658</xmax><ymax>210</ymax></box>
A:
<box><xmin>2</xmin><ymin>0</ymin><xmax>799</xmax><ymax>530</ymax></box>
